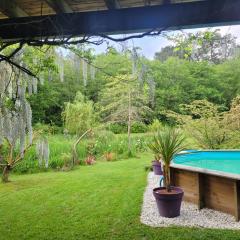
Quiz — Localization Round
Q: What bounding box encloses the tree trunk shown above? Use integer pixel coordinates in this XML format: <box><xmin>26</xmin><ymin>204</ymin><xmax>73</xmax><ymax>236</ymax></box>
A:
<box><xmin>164</xmin><ymin>165</ymin><xmax>171</xmax><ymax>192</ymax></box>
<box><xmin>127</xmin><ymin>91</ymin><xmax>131</xmax><ymax>155</ymax></box>
<box><xmin>72</xmin><ymin>129</ymin><xmax>92</xmax><ymax>166</ymax></box>
<box><xmin>2</xmin><ymin>165</ymin><xmax>11</xmax><ymax>183</ymax></box>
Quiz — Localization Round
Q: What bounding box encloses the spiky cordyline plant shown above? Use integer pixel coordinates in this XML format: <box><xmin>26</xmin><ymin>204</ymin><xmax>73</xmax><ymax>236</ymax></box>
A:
<box><xmin>151</xmin><ymin>127</ymin><xmax>185</xmax><ymax>192</ymax></box>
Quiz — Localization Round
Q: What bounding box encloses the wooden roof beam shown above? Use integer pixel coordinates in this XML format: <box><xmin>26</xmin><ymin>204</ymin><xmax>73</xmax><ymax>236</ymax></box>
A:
<box><xmin>1</xmin><ymin>0</ymin><xmax>240</xmax><ymax>41</ymax></box>
<box><xmin>104</xmin><ymin>0</ymin><xmax>120</xmax><ymax>10</ymax></box>
<box><xmin>163</xmin><ymin>0</ymin><xmax>171</xmax><ymax>4</ymax></box>
<box><xmin>45</xmin><ymin>0</ymin><xmax>73</xmax><ymax>14</ymax></box>
<box><xmin>0</xmin><ymin>0</ymin><xmax>28</xmax><ymax>18</ymax></box>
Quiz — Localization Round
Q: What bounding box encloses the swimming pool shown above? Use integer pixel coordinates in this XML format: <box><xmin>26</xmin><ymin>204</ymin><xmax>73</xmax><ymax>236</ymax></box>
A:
<box><xmin>170</xmin><ymin>150</ymin><xmax>240</xmax><ymax>220</ymax></box>
<box><xmin>173</xmin><ymin>150</ymin><xmax>240</xmax><ymax>175</ymax></box>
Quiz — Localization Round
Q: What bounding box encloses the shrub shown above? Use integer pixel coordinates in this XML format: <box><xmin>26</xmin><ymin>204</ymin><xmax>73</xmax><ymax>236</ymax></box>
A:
<box><xmin>131</xmin><ymin>122</ymin><xmax>148</xmax><ymax>133</ymax></box>
<box><xmin>108</xmin><ymin>123</ymin><xmax>127</xmax><ymax>134</ymax></box>
<box><xmin>34</xmin><ymin>123</ymin><xmax>63</xmax><ymax>135</ymax></box>
<box><xmin>61</xmin><ymin>152</ymin><xmax>72</xmax><ymax>166</ymax></box>
<box><xmin>49</xmin><ymin>158</ymin><xmax>64</xmax><ymax>169</ymax></box>
<box><xmin>148</xmin><ymin>119</ymin><xmax>163</xmax><ymax>132</ymax></box>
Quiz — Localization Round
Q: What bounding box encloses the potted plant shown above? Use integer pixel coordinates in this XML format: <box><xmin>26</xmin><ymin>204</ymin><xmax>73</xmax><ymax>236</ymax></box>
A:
<box><xmin>148</xmin><ymin>141</ymin><xmax>163</xmax><ymax>175</ymax></box>
<box><xmin>151</xmin><ymin>127</ymin><xmax>185</xmax><ymax>218</ymax></box>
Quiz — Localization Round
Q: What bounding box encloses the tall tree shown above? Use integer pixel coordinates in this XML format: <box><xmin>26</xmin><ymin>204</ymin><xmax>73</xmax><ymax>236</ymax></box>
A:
<box><xmin>167</xmin><ymin>29</ymin><xmax>237</xmax><ymax>63</ymax></box>
<box><xmin>98</xmin><ymin>74</ymin><xmax>151</xmax><ymax>154</ymax></box>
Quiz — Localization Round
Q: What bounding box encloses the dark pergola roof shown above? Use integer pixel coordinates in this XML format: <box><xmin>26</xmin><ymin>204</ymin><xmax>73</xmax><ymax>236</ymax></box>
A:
<box><xmin>0</xmin><ymin>0</ymin><xmax>239</xmax><ymax>42</ymax></box>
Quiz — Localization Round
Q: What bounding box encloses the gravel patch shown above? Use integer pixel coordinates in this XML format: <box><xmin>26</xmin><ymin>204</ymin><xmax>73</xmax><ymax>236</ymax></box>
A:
<box><xmin>140</xmin><ymin>172</ymin><xmax>240</xmax><ymax>229</ymax></box>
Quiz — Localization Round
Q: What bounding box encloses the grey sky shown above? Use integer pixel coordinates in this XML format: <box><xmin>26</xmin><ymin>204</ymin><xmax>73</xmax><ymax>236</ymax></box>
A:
<box><xmin>92</xmin><ymin>25</ymin><xmax>240</xmax><ymax>59</ymax></box>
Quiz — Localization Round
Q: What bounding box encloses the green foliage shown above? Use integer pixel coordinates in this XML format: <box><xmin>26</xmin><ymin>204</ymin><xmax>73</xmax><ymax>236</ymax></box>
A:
<box><xmin>186</xmin><ymin>118</ymin><xmax>230</xmax><ymax>149</ymax></box>
<box><xmin>34</xmin><ymin>123</ymin><xmax>62</xmax><ymax>135</ymax></box>
<box><xmin>10</xmin><ymin>133</ymin><xmax>152</xmax><ymax>174</ymax></box>
<box><xmin>166</xmin><ymin>29</ymin><xmax>237</xmax><ymax>63</ymax></box>
<box><xmin>131</xmin><ymin>122</ymin><xmax>148</xmax><ymax>133</ymax></box>
<box><xmin>148</xmin><ymin>119</ymin><xmax>163</xmax><ymax>132</ymax></box>
<box><xmin>108</xmin><ymin>122</ymin><xmax>149</xmax><ymax>134</ymax></box>
<box><xmin>173</xmin><ymin>99</ymin><xmax>240</xmax><ymax>149</ymax></box>
<box><xmin>149</xmin><ymin>128</ymin><xmax>185</xmax><ymax>191</ymax></box>
<box><xmin>98</xmin><ymin>74</ymin><xmax>150</xmax><ymax>124</ymax></box>
<box><xmin>60</xmin><ymin>152</ymin><xmax>73</xmax><ymax>170</ymax></box>
<box><xmin>25</xmin><ymin>38</ymin><xmax>240</xmax><ymax>129</ymax></box>
<box><xmin>108</xmin><ymin>123</ymin><xmax>127</xmax><ymax>134</ymax></box>
<box><xmin>62</xmin><ymin>92</ymin><xmax>95</xmax><ymax>135</ymax></box>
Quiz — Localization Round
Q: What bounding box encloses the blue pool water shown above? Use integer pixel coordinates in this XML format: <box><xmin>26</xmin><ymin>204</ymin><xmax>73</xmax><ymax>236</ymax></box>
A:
<box><xmin>173</xmin><ymin>151</ymin><xmax>240</xmax><ymax>174</ymax></box>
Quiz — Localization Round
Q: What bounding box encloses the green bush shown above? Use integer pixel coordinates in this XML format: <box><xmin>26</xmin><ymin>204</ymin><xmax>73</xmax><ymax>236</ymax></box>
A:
<box><xmin>34</xmin><ymin>123</ymin><xmax>63</xmax><ymax>135</ymax></box>
<box><xmin>131</xmin><ymin>122</ymin><xmax>148</xmax><ymax>133</ymax></box>
<box><xmin>148</xmin><ymin>119</ymin><xmax>163</xmax><ymax>132</ymax></box>
<box><xmin>108</xmin><ymin>123</ymin><xmax>127</xmax><ymax>134</ymax></box>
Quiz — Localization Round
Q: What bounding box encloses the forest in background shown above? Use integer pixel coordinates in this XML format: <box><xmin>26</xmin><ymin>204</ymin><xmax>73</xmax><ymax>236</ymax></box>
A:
<box><xmin>28</xmin><ymin>29</ymin><xmax>240</xmax><ymax>132</ymax></box>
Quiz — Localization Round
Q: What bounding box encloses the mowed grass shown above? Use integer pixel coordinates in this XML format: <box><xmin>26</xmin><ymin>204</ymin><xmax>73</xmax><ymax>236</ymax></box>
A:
<box><xmin>0</xmin><ymin>154</ymin><xmax>240</xmax><ymax>240</ymax></box>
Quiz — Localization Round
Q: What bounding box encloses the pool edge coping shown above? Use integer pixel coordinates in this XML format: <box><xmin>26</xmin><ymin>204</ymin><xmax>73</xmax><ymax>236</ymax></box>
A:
<box><xmin>171</xmin><ymin>163</ymin><xmax>240</xmax><ymax>180</ymax></box>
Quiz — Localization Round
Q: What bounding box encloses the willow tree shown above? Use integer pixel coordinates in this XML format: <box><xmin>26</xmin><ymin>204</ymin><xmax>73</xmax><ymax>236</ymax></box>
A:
<box><xmin>99</xmin><ymin>74</ymin><xmax>151</xmax><ymax>155</ymax></box>
<box><xmin>62</xmin><ymin>92</ymin><xmax>95</xmax><ymax>165</ymax></box>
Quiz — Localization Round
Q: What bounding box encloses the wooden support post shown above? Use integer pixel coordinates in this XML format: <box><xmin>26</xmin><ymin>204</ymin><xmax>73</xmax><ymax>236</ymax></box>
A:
<box><xmin>234</xmin><ymin>180</ymin><xmax>240</xmax><ymax>221</ymax></box>
<box><xmin>196</xmin><ymin>173</ymin><xmax>204</xmax><ymax>210</ymax></box>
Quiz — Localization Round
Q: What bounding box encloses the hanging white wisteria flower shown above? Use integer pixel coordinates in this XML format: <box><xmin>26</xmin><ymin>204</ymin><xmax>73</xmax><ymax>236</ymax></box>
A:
<box><xmin>36</xmin><ymin>138</ymin><xmax>50</xmax><ymax>168</ymax></box>
<box><xmin>72</xmin><ymin>55</ymin><xmax>81</xmax><ymax>82</ymax></box>
<box><xmin>0</xmin><ymin>62</ymin><xmax>34</xmax><ymax>152</ymax></box>
<box><xmin>27</xmin><ymin>74</ymin><xmax>33</xmax><ymax>95</ymax></box>
<box><xmin>147</xmin><ymin>76</ymin><xmax>156</xmax><ymax>107</ymax></box>
<box><xmin>90</xmin><ymin>64</ymin><xmax>95</xmax><ymax>80</ymax></box>
<box><xmin>82</xmin><ymin>58</ymin><xmax>88</xmax><ymax>86</ymax></box>
<box><xmin>0</xmin><ymin>113</ymin><xmax>3</xmax><ymax>145</ymax></box>
<box><xmin>48</xmin><ymin>70</ymin><xmax>53</xmax><ymax>82</ymax></box>
<box><xmin>59</xmin><ymin>58</ymin><xmax>64</xmax><ymax>83</ymax></box>
<box><xmin>32</xmin><ymin>77</ymin><xmax>38</xmax><ymax>94</ymax></box>
<box><xmin>39</xmin><ymin>72</ymin><xmax>45</xmax><ymax>85</ymax></box>
<box><xmin>191</xmin><ymin>40</ymin><xmax>198</xmax><ymax>60</ymax></box>
<box><xmin>57</xmin><ymin>50</ymin><xmax>65</xmax><ymax>82</ymax></box>
<box><xmin>0</xmin><ymin>47</ymin><xmax>56</xmax><ymax>182</ymax></box>
<box><xmin>131</xmin><ymin>48</ymin><xmax>138</xmax><ymax>75</ymax></box>
<box><xmin>138</xmin><ymin>64</ymin><xmax>147</xmax><ymax>89</ymax></box>
<box><xmin>0</xmin><ymin>62</ymin><xmax>12</xmax><ymax>96</ymax></box>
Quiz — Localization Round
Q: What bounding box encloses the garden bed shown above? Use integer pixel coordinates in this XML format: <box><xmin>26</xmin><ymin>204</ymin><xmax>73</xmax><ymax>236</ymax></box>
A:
<box><xmin>141</xmin><ymin>172</ymin><xmax>240</xmax><ymax>229</ymax></box>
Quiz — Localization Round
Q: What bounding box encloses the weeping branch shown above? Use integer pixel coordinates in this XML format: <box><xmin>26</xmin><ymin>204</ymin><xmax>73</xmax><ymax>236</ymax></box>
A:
<box><xmin>0</xmin><ymin>28</ymin><xmax>167</xmax><ymax>77</ymax></box>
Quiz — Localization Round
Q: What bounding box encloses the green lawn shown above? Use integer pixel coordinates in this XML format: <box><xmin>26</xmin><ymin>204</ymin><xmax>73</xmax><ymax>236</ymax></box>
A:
<box><xmin>0</xmin><ymin>153</ymin><xmax>239</xmax><ymax>240</ymax></box>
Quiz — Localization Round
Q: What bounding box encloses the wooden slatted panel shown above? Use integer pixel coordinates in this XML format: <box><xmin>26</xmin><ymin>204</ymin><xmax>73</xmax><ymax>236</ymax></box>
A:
<box><xmin>67</xmin><ymin>0</ymin><xmax>107</xmax><ymax>12</ymax></box>
<box><xmin>204</xmin><ymin>175</ymin><xmax>236</xmax><ymax>215</ymax></box>
<box><xmin>0</xmin><ymin>0</ymin><xmax>204</xmax><ymax>19</ymax></box>
<box><xmin>119</xmin><ymin>0</ymin><xmax>201</xmax><ymax>7</ymax></box>
<box><xmin>172</xmin><ymin>169</ymin><xmax>199</xmax><ymax>204</ymax></box>
<box><xmin>14</xmin><ymin>0</ymin><xmax>55</xmax><ymax>16</ymax></box>
<box><xmin>119</xmin><ymin>0</ymin><xmax>144</xmax><ymax>8</ymax></box>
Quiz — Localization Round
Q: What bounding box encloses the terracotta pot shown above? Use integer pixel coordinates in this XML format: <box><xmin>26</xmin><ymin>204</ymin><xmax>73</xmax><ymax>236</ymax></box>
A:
<box><xmin>152</xmin><ymin>160</ymin><xmax>163</xmax><ymax>175</ymax></box>
<box><xmin>153</xmin><ymin>186</ymin><xmax>184</xmax><ymax>218</ymax></box>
